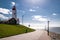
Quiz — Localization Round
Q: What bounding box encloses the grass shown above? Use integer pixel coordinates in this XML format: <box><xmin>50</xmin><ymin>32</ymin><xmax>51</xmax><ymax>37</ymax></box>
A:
<box><xmin>0</xmin><ymin>24</ymin><xmax>35</xmax><ymax>38</ymax></box>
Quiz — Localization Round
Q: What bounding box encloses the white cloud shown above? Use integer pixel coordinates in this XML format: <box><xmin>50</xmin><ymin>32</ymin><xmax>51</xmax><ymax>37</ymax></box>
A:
<box><xmin>33</xmin><ymin>6</ymin><xmax>39</xmax><ymax>9</ymax></box>
<box><xmin>11</xmin><ymin>2</ymin><xmax>15</xmax><ymax>6</ymax></box>
<box><xmin>21</xmin><ymin>22</ymin><xmax>60</xmax><ymax>29</ymax></box>
<box><xmin>52</xmin><ymin>13</ymin><xmax>57</xmax><ymax>16</ymax></box>
<box><xmin>21</xmin><ymin>22</ymin><xmax>47</xmax><ymax>29</ymax></box>
<box><xmin>32</xmin><ymin>15</ymin><xmax>48</xmax><ymax>21</ymax></box>
<box><xmin>29</xmin><ymin>9</ymin><xmax>36</xmax><ymax>12</ymax></box>
<box><xmin>20</xmin><ymin>10</ymin><xmax>25</xmax><ymax>13</ymax></box>
<box><xmin>0</xmin><ymin>8</ymin><xmax>12</xmax><ymax>14</ymax></box>
<box><xmin>36</xmin><ymin>6</ymin><xmax>39</xmax><ymax>8</ymax></box>
<box><xmin>25</xmin><ymin>0</ymin><xmax>48</xmax><ymax>5</ymax></box>
<box><xmin>0</xmin><ymin>14</ymin><xmax>8</xmax><ymax>19</ymax></box>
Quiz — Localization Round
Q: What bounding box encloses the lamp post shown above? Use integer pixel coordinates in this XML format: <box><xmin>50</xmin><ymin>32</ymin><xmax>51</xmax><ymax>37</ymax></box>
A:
<box><xmin>22</xmin><ymin>15</ymin><xmax>25</xmax><ymax>24</ymax></box>
<box><xmin>47</xmin><ymin>21</ymin><xmax>50</xmax><ymax>36</ymax></box>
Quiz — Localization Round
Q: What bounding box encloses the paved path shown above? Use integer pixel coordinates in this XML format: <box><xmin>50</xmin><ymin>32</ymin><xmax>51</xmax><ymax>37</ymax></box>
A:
<box><xmin>0</xmin><ymin>30</ymin><xmax>51</xmax><ymax>40</ymax></box>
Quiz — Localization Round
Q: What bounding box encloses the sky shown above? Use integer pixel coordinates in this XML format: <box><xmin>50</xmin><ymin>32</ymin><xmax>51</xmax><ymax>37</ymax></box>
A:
<box><xmin>0</xmin><ymin>0</ymin><xmax>60</xmax><ymax>29</ymax></box>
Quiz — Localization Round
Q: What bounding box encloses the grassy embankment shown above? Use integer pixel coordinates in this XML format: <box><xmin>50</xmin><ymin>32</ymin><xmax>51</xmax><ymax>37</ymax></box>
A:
<box><xmin>0</xmin><ymin>24</ymin><xmax>35</xmax><ymax>38</ymax></box>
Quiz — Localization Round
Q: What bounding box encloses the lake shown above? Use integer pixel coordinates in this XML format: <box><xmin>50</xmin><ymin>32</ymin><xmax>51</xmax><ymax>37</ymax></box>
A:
<box><xmin>49</xmin><ymin>27</ymin><xmax>60</xmax><ymax>34</ymax></box>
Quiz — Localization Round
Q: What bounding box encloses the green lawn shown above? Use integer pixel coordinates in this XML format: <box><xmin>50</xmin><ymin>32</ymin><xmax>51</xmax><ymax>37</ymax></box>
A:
<box><xmin>0</xmin><ymin>24</ymin><xmax>35</xmax><ymax>38</ymax></box>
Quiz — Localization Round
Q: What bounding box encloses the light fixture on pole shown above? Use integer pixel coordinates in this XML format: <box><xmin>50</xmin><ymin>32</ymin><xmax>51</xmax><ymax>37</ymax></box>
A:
<box><xmin>47</xmin><ymin>21</ymin><xmax>50</xmax><ymax>36</ymax></box>
<box><xmin>22</xmin><ymin>15</ymin><xmax>24</xmax><ymax>24</ymax></box>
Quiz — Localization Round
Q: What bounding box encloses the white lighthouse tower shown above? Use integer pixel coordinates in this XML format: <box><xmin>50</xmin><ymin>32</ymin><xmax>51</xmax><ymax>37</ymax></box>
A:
<box><xmin>11</xmin><ymin>5</ymin><xmax>19</xmax><ymax>24</ymax></box>
<box><xmin>12</xmin><ymin>5</ymin><xmax>17</xmax><ymax>19</ymax></box>
<box><xmin>3</xmin><ymin>2</ymin><xmax>19</xmax><ymax>24</ymax></box>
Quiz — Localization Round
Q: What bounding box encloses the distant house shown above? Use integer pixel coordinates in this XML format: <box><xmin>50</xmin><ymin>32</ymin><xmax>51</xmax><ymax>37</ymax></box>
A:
<box><xmin>0</xmin><ymin>18</ymin><xmax>19</xmax><ymax>25</ymax></box>
<box><xmin>8</xmin><ymin>18</ymin><xmax>17</xmax><ymax>24</ymax></box>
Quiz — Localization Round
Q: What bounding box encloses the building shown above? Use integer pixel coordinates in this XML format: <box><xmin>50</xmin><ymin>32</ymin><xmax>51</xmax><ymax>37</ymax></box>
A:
<box><xmin>8</xmin><ymin>5</ymin><xmax>19</xmax><ymax>24</ymax></box>
<box><xmin>12</xmin><ymin>5</ymin><xmax>17</xmax><ymax>19</ymax></box>
<box><xmin>0</xmin><ymin>5</ymin><xmax>19</xmax><ymax>24</ymax></box>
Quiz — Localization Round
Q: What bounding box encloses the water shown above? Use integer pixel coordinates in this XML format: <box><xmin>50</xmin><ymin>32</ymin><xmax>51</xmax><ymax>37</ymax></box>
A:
<box><xmin>49</xmin><ymin>27</ymin><xmax>60</xmax><ymax>34</ymax></box>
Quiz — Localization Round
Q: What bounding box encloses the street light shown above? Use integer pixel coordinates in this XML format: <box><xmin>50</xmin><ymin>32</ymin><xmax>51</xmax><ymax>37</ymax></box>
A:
<box><xmin>22</xmin><ymin>14</ymin><xmax>25</xmax><ymax>24</ymax></box>
<box><xmin>47</xmin><ymin>21</ymin><xmax>50</xmax><ymax>36</ymax></box>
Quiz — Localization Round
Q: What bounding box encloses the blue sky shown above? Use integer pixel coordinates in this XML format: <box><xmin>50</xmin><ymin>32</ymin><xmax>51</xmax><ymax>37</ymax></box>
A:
<box><xmin>0</xmin><ymin>0</ymin><xmax>60</xmax><ymax>29</ymax></box>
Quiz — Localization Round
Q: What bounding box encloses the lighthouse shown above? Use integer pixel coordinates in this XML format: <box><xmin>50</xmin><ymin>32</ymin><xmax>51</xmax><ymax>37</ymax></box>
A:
<box><xmin>10</xmin><ymin>5</ymin><xmax>19</xmax><ymax>24</ymax></box>
<box><xmin>12</xmin><ymin>5</ymin><xmax>17</xmax><ymax>19</ymax></box>
<box><xmin>0</xmin><ymin>2</ymin><xmax>19</xmax><ymax>24</ymax></box>
<box><xmin>7</xmin><ymin>5</ymin><xmax>19</xmax><ymax>24</ymax></box>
